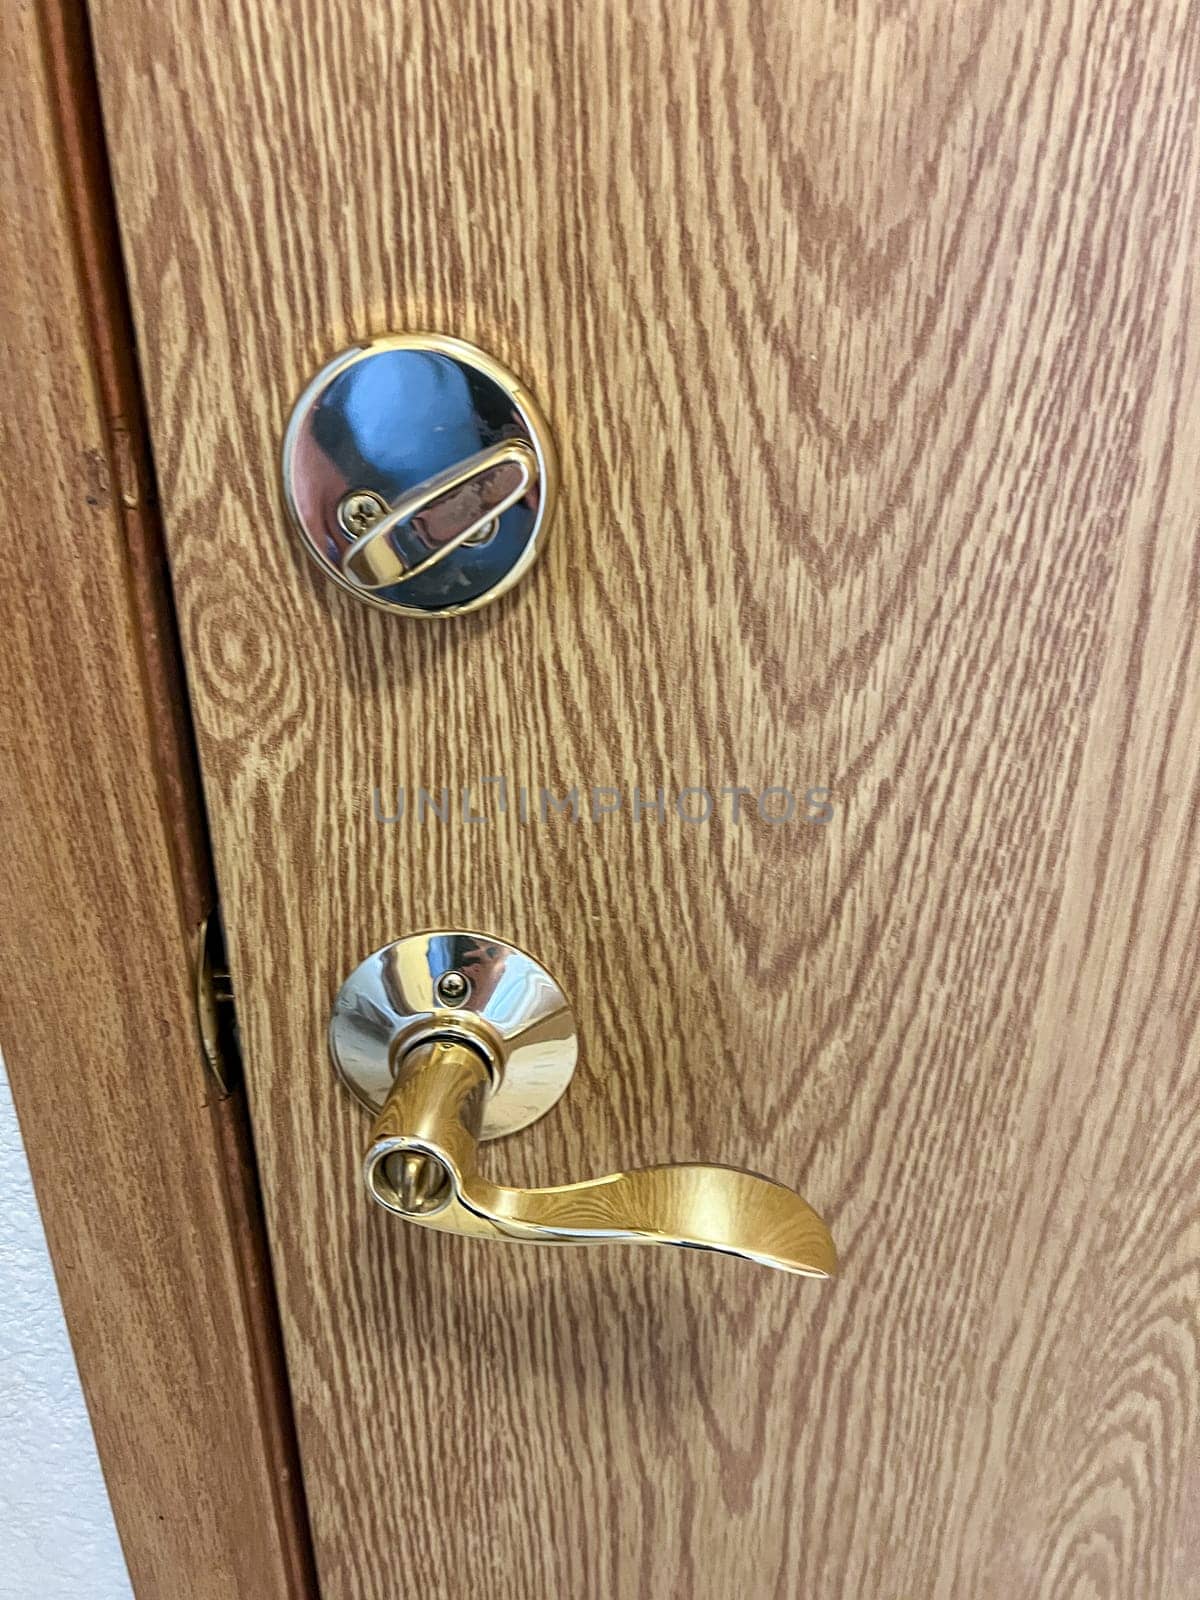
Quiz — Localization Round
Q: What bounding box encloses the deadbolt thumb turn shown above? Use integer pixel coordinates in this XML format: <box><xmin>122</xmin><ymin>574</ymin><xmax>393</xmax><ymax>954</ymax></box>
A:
<box><xmin>331</xmin><ymin>932</ymin><xmax>836</xmax><ymax>1278</ymax></box>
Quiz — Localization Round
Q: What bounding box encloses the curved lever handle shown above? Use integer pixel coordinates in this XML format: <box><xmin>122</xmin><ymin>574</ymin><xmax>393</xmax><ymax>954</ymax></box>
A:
<box><xmin>364</xmin><ymin>1037</ymin><xmax>836</xmax><ymax>1278</ymax></box>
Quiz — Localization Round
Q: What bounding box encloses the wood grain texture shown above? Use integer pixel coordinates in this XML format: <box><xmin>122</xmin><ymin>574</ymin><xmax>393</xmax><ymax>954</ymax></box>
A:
<box><xmin>0</xmin><ymin>3</ymin><xmax>315</xmax><ymax>1594</ymax></box>
<box><xmin>91</xmin><ymin>1</ymin><xmax>1200</xmax><ymax>1594</ymax></box>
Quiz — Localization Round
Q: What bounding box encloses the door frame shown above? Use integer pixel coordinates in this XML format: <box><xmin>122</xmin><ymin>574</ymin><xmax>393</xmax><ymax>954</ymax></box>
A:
<box><xmin>0</xmin><ymin>3</ymin><xmax>316</xmax><ymax>1593</ymax></box>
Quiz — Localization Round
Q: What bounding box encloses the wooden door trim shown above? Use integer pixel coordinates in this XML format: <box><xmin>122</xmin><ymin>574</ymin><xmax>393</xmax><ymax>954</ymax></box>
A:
<box><xmin>0</xmin><ymin>3</ymin><xmax>317</xmax><ymax>1593</ymax></box>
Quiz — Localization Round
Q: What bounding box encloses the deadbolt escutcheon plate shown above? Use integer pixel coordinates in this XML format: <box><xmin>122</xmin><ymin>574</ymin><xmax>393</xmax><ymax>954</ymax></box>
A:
<box><xmin>282</xmin><ymin>334</ymin><xmax>557</xmax><ymax>618</ymax></box>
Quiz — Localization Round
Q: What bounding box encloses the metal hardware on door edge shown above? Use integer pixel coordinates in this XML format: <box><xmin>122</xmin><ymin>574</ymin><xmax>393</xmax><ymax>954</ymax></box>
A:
<box><xmin>281</xmin><ymin>334</ymin><xmax>557</xmax><ymax>618</ymax></box>
<box><xmin>194</xmin><ymin>912</ymin><xmax>239</xmax><ymax>1098</ymax></box>
<box><xmin>331</xmin><ymin>931</ymin><xmax>837</xmax><ymax>1278</ymax></box>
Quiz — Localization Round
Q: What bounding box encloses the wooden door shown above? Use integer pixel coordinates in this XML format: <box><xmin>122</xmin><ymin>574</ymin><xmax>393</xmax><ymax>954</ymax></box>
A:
<box><xmin>89</xmin><ymin>2</ymin><xmax>1200</xmax><ymax>1594</ymax></box>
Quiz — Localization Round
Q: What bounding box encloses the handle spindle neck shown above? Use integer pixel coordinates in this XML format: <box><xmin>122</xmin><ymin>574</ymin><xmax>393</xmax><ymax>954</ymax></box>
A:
<box><xmin>364</xmin><ymin>1037</ymin><xmax>491</xmax><ymax>1218</ymax></box>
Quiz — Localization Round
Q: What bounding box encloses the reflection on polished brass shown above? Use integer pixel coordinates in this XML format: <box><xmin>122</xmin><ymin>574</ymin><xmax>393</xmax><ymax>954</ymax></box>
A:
<box><xmin>281</xmin><ymin>333</ymin><xmax>557</xmax><ymax>619</ymax></box>
<box><xmin>341</xmin><ymin>932</ymin><xmax>836</xmax><ymax>1279</ymax></box>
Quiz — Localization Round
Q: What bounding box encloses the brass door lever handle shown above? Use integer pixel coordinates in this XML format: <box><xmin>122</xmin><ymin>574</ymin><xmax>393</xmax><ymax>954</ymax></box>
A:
<box><xmin>364</xmin><ymin>1037</ymin><xmax>835</xmax><ymax>1276</ymax></box>
<box><xmin>331</xmin><ymin>932</ymin><xmax>835</xmax><ymax>1279</ymax></box>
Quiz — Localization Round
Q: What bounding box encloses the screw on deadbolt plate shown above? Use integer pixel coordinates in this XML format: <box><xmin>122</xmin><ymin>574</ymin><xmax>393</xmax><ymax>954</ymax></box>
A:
<box><xmin>463</xmin><ymin>517</ymin><xmax>498</xmax><ymax>547</ymax></box>
<box><xmin>338</xmin><ymin>490</ymin><xmax>389</xmax><ymax>539</ymax></box>
<box><xmin>435</xmin><ymin>970</ymin><xmax>471</xmax><ymax>1006</ymax></box>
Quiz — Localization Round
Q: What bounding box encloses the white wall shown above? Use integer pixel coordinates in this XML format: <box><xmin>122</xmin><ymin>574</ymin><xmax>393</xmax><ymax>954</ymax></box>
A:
<box><xmin>0</xmin><ymin>1057</ymin><xmax>133</xmax><ymax>1600</ymax></box>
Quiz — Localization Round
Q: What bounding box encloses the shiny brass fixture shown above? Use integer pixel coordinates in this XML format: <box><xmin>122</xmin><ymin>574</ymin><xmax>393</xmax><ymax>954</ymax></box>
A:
<box><xmin>281</xmin><ymin>334</ymin><xmax>556</xmax><ymax>618</ymax></box>
<box><xmin>194</xmin><ymin>912</ymin><xmax>238</xmax><ymax>1098</ymax></box>
<box><xmin>332</xmin><ymin>932</ymin><xmax>836</xmax><ymax>1279</ymax></box>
